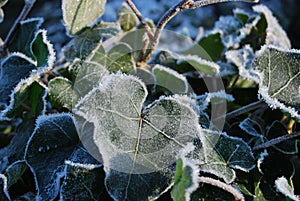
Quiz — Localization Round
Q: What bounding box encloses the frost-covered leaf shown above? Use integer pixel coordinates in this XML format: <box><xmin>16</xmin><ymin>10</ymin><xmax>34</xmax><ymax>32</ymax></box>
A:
<box><xmin>181</xmin><ymin>33</ymin><xmax>225</xmax><ymax>62</ymax></box>
<box><xmin>153</xmin><ymin>65</ymin><xmax>188</xmax><ymax>95</ymax></box>
<box><xmin>5</xmin><ymin>161</ymin><xmax>27</xmax><ymax>188</ymax></box>
<box><xmin>0</xmin><ymin>0</ymin><xmax>7</xmax><ymax>23</ymax></box>
<box><xmin>31</xmin><ymin>30</ymin><xmax>56</xmax><ymax>68</ymax></box>
<box><xmin>239</xmin><ymin>118</ymin><xmax>263</xmax><ymax>137</ymax></box>
<box><xmin>1</xmin><ymin>80</ymin><xmax>47</xmax><ymax>119</ymax></box>
<box><xmin>253</xmin><ymin>46</ymin><xmax>300</xmax><ymax>121</ymax></box>
<box><xmin>63</xmin><ymin>21</ymin><xmax>119</xmax><ymax>60</ymax></box>
<box><xmin>0</xmin><ymin>174</ymin><xmax>10</xmax><ymax>201</ymax></box>
<box><xmin>118</xmin><ymin>3</ymin><xmax>138</xmax><ymax>32</ymax></box>
<box><xmin>275</xmin><ymin>177</ymin><xmax>299</xmax><ymax>201</ymax></box>
<box><xmin>62</xmin><ymin>0</ymin><xmax>107</xmax><ymax>35</ymax></box>
<box><xmin>266</xmin><ymin>121</ymin><xmax>298</xmax><ymax>154</ymax></box>
<box><xmin>25</xmin><ymin>113</ymin><xmax>79</xmax><ymax>201</ymax></box>
<box><xmin>171</xmin><ymin>157</ymin><xmax>199</xmax><ymax>201</ymax></box>
<box><xmin>74</xmin><ymin>74</ymin><xmax>200</xmax><ymax>201</ymax></box>
<box><xmin>89</xmin><ymin>43</ymin><xmax>135</xmax><ymax>73</ymax></box>
<box><xmin>253</xmin><ymin>5</ymin><xmax>291</xmax><ymax>49</ymax></box>
<box><xmin>0</xmin><ymin>53</ymin><xmax>36</xmax><ymax>105</ymax></box>
<box><xmin>48</xmin><ymin>77</ymin><xmax>73</xmax><ymax>110</ymax></box>
<box><xmin>9</xmin><ymin>18</ymin><xmax>43</xmax><ymax>58</ymax></box>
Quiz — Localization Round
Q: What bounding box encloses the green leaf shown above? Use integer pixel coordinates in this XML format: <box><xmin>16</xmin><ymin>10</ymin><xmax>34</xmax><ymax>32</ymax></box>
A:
<box><xmin>0</xmin><ymin>53</ymin><xmax>36</xmax><ymax>105</ymax></box>
<box><xmin>180</xmin><ymin>33</ymin><xmax>225</xmax><ymax>62</ymax></box>
<box><xmin>62</xmin><ymin>0</ymin><xmax>107</xmax><ymax>35</ymax></box>
<box><xmin>0</xmin><ymin>174</ymin><xmax>10</xmax><ymax>201</ymax></box>
<box><xmin>253</xmin><ymin>46</ymin><xmax>300</xmax><ymax>121</ymax></box>
<box><xmin>253</xmin><ymin>5</ymin><xmax>291</xmax><ymax>49</ymax></box>
<box><xmin>5</xmin><ymin>160</ymin><xmax>27</xmax><ymax>188</ymax></box>
<box><xmin>31</xmin><ymin>30</ymin><xmax>56</xmax><ymax>67</ymax></box>
<box><xmin>48</xmin><ymin>77</ymin><xmax>73</xmax><ymax>110</ymax></box>
<box><xmin>9</xmin><ymin>18</ymin><xmax>43</xmax><ymax>58</ymax></box>
<box><xmin>63</xmin><ymin>21</ymin><xmax>119</xmax><ymax>60</ymax></box>
<box><xmin>25</xmin><ymin>113</ymin><xmax>79</xmax><ymax>200</ymax></box>
<box><xmin>171</xmin><ymin>157</ymin><xmax>199</xmax><ymax>201</ymax></box>
<box><xmin>118</xmin><ymin>3</ymin><xmax>138</xmax><ymax>32</ymax></box>
<box><xmin>89</xmin><ymin>43</ymin><xmax>135</xmax><ymax>73</ymax></box>
<box><xmin>275</xmin><ymin>177</ymin><xmax>299</xmax><ymax>201</ymax></box>
<box><xmin>153</xmin><ymin>65</ymin><xmax>188</xmax><ymax>95</ymax></box>
<box><xmin>74</xmin><ymin>74</ymin><xmax>200</xmax><ymax>201</ymax></box>
<box><xmin>2</xmin><ymin>80</ymin><xmax>47</xmax><ymax>119</ymax></box>
<box><xmin>266</xmin><ymin>121</ymin><xmax>298</xmax><ymax>154</ymax></box>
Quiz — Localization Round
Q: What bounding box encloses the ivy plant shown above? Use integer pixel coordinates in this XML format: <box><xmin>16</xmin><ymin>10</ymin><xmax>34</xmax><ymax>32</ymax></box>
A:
<box><xmin>0</xmin><ymin>0</ymin><xmax>299</xmax><ymax>200</ymax></box>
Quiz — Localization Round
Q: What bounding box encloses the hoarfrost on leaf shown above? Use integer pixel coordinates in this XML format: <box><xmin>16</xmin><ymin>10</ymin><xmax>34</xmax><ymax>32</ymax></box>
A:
<box><xmin>0</xmin><ymin>174</ymin><xmax>10</xmax><ymax>201</ymax></box>
<box><xmin>275</xmin><ymin>177</ymin><xmax>299</xmax><ymax>201</ymax></box>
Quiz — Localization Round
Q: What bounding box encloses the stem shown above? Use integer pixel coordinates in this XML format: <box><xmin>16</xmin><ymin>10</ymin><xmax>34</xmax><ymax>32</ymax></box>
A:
<box><xmin>0</xmin><ymin>0</ymin><xmax>36</xmax><ymax>57</ymax></box>
<box><xmin>140</xmin><ymin>0</ymin><xmax>258</xmax><ymax>63</ymax></box>
<box><xmin>125</xmin><ymin>0</ymin><xmax>153</xmax><ymax>40</ymax></box>
<box><xmin>225</xmin><ymin>100</ymin><xmax>265</xmax><ymax>120</ymax></box>
<box><xmin>198</xmin><ymin>176</ymin><xmax>245</xmax><ymax>201</ymax></box>
<box><xmin>252</xmin><ymin>131</ymin><xmax>300</xmax><ymax>151</ymax></box>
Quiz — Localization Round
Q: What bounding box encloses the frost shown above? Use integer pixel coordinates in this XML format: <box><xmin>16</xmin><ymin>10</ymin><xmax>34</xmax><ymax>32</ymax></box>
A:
<box><xmin>0</xmin><ymin>174</ymin><xmax>10</xmax><ymax>201</ymax></box>
<box><xmin>257</xmin><ymin>150</ymin><xmax>268</xmax><ymax>173</ymax></box>
<box><xmin>239</xmin><ymin>118</ymin><xmax>262</xmax><ymax>137</ymax></box>
<box><xmin>275</xmin><ymin>177</ymin><xmax>299</xmax><ymax>201</ymax></box>
<box><xmin>205</xmin><ymin>90</ymin><xmax>235</xmax><ymax>103</ymax></box>
<box><xmin>64</xmin><ymin>160</ymin><xmax>101</xmax><ymax>170</ymax></box>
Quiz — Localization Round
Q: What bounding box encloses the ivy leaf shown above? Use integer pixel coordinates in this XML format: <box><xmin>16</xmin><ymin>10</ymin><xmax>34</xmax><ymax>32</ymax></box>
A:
<box><xmin>0</xmin><ymin>0</ymin><xmax>7</xmax><ymax>23</ymax></box>
<box><xmin>48</xmin><ymin>77</ymin><xmax>73</xmax><ymax>110</ymax></box>
<box><xmin>25</xmin><ymin>113</ymin><xmax>79</xmax><ymax>201</ymax></box>
<box><xmin>0</xmin><ymin>53</ymin><xmax>36</xmax><ymax>105</ymax></box>
<box><xmin>89</xmin><ymin>43</ymin><xmax>135</xmax><ymax>73</ymax></box>
<box><xmin>1</xmin><ymin>79</ymin><xmax>47</xmax><ymax>119</ymax></box>
<box><xmin>253</xmin><ymin>5</ymin><xmax>291</xmax><ymax>49</ymax></box>
<box><xmin>171</xmin><ymin>157</ymin><xmax>199</xmax><ymax>201</ymax></box>
<box><xmin>5</xmin><ymin>160</ymin><xmax>27</xmax><ymax>189</ymax></box>
<box><xmin>62</xmin><ymin>0</ymin><xmax>107</xmax><ymax>35</ymax></box>
<box><xmin>153</xmin><ymin>65</ymin><xmax>188</xmax><ymax>95</ymax></box>
<box><xmin>266</xmin><ymin>121</ymin><xmax>298</xmax><ymax>154</ymax></box>
<box><xmin>253</xmin><ymin>46</ymin><xmax>300</xmax><ymax>121</ymax></box>
<box><xmin>31</xmin><ymin>30</ymin><xmax>56</xmax><ymax>68</ymax></box>
<box><xmin>0</xmin><ymin>174</ymin><xmax>10</xmax><ymax>201</ymax></box>
<box><xmin>275</xmin><ymin>177</ymin><xmax>299</xmax><ymax>201</ymax></box>
<box><xmin>63</xmin><ymin>21</ymin><xmax>119</xmax><ymax>60</ymax></box>
<box><xmin>118</xmin><ymin>3</ymin><xmax>138</xmax><ymax>32</ymax></box>
<box><xmin>9</xmin><ymin>18</ymin><xmax>43</xmax><ymax>58</ymax></box>
<box><xmin>74</xmin><ymin>74</ymin><xmax>200</xmax><ymax>201</ymax></box>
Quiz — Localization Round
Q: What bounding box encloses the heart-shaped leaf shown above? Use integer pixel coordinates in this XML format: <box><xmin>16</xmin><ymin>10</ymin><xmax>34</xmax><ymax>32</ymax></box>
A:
<box><xmin>74</xmin><ymin>74</ymin><xmax>200</xmax><ymax>200</ymax></box>
<box><xmin>253</xmin><ymin>46</ymin><xmax>300</xmax><ymax>121</ymax></box>
<box><xmin>118</xmin><ymin>3</ymin><xmax>138</xmax><ymax>32</ymax></box>
<box><xmin>62</xmin><ymin>0</ymin><xmax>107</xmax><ymax>35</ymax></box>
<box><xmin>0</xmin><ymin>53</ymin><xmax>36</xmax><ymax>105</ymax></box>
<box><xmin>89</xmin><ymin>43</ymin><xmax>135</xmax><ymax>73</ymax></box>
<box><xmin>25</xmin><ymin>113</ymin><xmax>79</xmax><ymax>201</ymax></box>
<box><xmin>9</xmin><ymin>18</ymin><xmax>43</xmax><ymax>58</ymax></box>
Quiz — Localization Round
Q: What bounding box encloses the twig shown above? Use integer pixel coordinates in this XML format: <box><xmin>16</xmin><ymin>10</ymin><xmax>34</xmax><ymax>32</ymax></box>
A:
<box><xmin>198</xmin><ymin>176</ymin><xmax>245</xmax><ymax>201</ymax></box>
<box><xmin>224</xmin><ymin>100</ymin><xmax>265</xmax><ymax>120</ymax></box>
<box><xmin>252</xmin><ymin>131</ymin><xmax>300</xmax><ymax>151</ymax></box>
<box><xmin>125</xmin><ymin>0</ymin><xmax>153</xmax><ymax>40</ymax></box>
<box><xmin>0</xmin><ymin>0</ymin><xmax>36</xmax><ymax>57</ymax></box>
<box><xmin>141</xmin><ymin>0</ymin><xmax>258</xmax><ymax>64</ymax></box>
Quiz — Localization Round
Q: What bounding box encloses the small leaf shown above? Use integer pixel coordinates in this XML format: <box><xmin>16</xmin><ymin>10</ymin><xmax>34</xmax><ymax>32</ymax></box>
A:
<box><xmin>253</xmin><ymin>5</ymin><xmax>291</xmax><ymax>49</ymax></box>
<box><xmin>153</xmin><ymin>65</ymin><xmax>188</xmax><ymax>95</ymax></box>
<box><xmin>62</xmin><ymin>0</ymin><xmax>107</xmax><ymax>35</ymax></box>
<box><xmin>89</xmin><ymin>43</ymin><xmax>135</xmax><ymax>73</ymax></box>
<box><xmin>0</xmin><ymin>174</ymin><xmax>10</xmax><ymax>201</ymax></box>
<box><xmin>25</xmin><ymin>113</ymin><xmax>79</xmax><ymax>201</ymax></box>
<box><xmin>74</xmin><ymin>74</ymin><xmax>200</xmax><ymax>201</ymax></box>
<box><xmin>253</xmin><ymin>46</ymin><xmax>300</xmax><ymax>121</ymax></box>
<box><xmin>275</xmin><ymin>177</ymin><xmax>299</xmax><ymax>201</ymax></box>
<box><xmin>48</xmin><ymin>77</ymin><xmax>73</xmax><ymax>110</ymax></box>
<box><xmin>0</xmin><ymin>53</ymin><xmax>36</xmax><ymax>105</ymax></box>
<box><xmin>118</xmin><ymin>3</ymin><xmax>138</xmax><ymax>32</ymax></box>
<box><xmin>9</xmin><ymin>18</ymin><xmax>43</xmax><ymax>58</ymax></box>
<box><xmin>31</xmin><ymin>30</ymin><xmax>56</xmax><ymax>68</ymax></box>
<box><xmin>5</xmin><ymin>160</ymin><xmax>27</xmax><ymax>188</ymax></box>
<box><xmin>63</xmin><ymin>21</ymin><xmax>119</xmax><ymax>60</ymax></box>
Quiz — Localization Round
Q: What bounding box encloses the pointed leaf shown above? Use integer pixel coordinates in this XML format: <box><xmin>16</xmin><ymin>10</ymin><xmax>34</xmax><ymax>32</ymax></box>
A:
<box><xmin>74</xmin><ymin>74</ymin><xmax>200</xmax><ymax>201</ymax></box>
<box><xmin>253</xmin><ymin>46</ymin><xmax>300</xmax><ymax>121</ymax></box>
<box><xmin>48</xmin><ymin>77</ymin><xmax>73</xmax><ymax>110</ymax></box>
<box><xmin>62</xmin><ymin>0</ymin><xmax>107</xmax><ymax>35</ymax></box>
<box><xmin>9</xmin><ymin>18</ymin><xmax>43</xmax><ymax>58</ymax></box>
<box><xmin>5</xmin><ymin>161</ymin><xmax>27</xmax><ymax>188</ymax></box>
<box><xmin>0</xmin><ymin>53</ymin><xmax>36</xmax><ymax>105</ymax></box>
<box><xmin>275</xmin><ymin>177</ymin><xmax>299</xmax><ymax>201</ymax></box>
<box><xmin>25</xmin><ymin>113</ymin><xmax>79</xmax><ymax>201</ymax></box>
<box><xmin>118</xmin><ymin>3</ymin><xmax>138</xmax><ymax>32</ymax></box>
<box><xmin>31</xmin><ymin>30</ymin><xmax>56</xmax><ymax>68</ymax></box>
